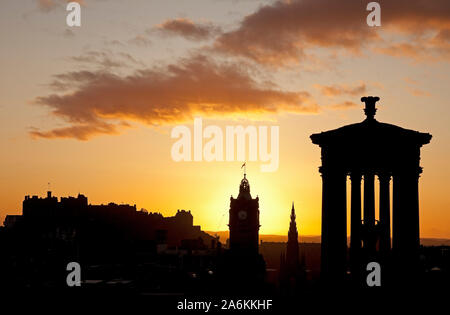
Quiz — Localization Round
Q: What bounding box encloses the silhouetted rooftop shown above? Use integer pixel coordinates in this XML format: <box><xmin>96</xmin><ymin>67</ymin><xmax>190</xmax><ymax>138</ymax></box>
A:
<box><xmin>311</xmin><ymin>96</ymin><xmax>432</xmax><ymax>147</ymax></box>
<box><xmin>237</xmin><ymin>174</ymin><xmax>252</xmax><ymax>200</ymax></box>
<box><xmin>311</xmin><ymin>119</ymin><xmax>432</xmax><ymax>146</ymax></box>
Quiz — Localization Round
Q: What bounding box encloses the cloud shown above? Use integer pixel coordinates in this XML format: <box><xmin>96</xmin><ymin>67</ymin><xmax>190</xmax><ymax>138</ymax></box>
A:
<box><xmin>155</xmin><ymin>18</ymin><xmax>221</xmax><ymax>40</ymax></box>
<box><xmin>408</xmin><ymin>88</ymin><xmax>431</xmax><ymax>97</ymax></box>
<box><xmin>103</xmin><ymin>39</ymin><xmax>125</xmax><ymax>47</ymax></box>
<box><xmin>128</xmin><ymin>35</ymin><xmax>152</xmax><ymax>47</ymax></box>
<box><xmin>376</xmin><ymin>32</ymin><xmax>450</xmax><ymax>62</ymax></box>
<box><xmin>403</xmin><ymin>77</ymin><xmax>418</xmax><ymax>85</ymax></box>
<box><xmin>329</xmin><ymin>101</ymin><xmax>359</xmax><ymax>110</ymax></box>
<box><xmin>213</xmin><ymin>0</ymin><xmax>376</xmax><ymax>66</ymax></box>
<box><xmin>314</xmin><ymin>83</ymin><xmax>367</xmax><ymax>97</ymax></box>
<box><xmin>67</xmin><ymin>50</ymin><xmax>145</xmax><ymax>70</ymax></box>
<box><xmin>37</xmin><ymin>0</ymin><xmax>59</xmax><ymax>11</ymax></box>
<box><xmin>31</xmin><ymin>55</ymin><xmax>318</xmax><ymax>140</ymax></box>
<box><xmin>70</xmin><ymin>51</ymin><xmax>124</xmax><ymax>69</ymax></box>
<box><xmin>29</xmin><ymin>122</ymin><xmax>124</xmax><ymax>140</ymax></box>
<box><xmin>403</xmin><ymin>77</ymin><xmax>431</xmax><ymax>97</ymax></box>
<box><xmin>37</xmin><ymin>0</ymin><xmax>84</xmax><ymax>12</ymax></box>
<box><xmin>374</xmin><ymin>42</ymin><xmax>434</xmax><ymax>61</ymax></box>
<box><xmin>213</xmin><ymin>0</ymin><xmax>450</xmax><ymax>66</ymax></box>
<box><xmin>62</xmin><ymin>29</ymin><xmax>75</xmax><ymax>38</ymax></box>
<box><xmin>313</xmin><ymin>82</ymin><xmax>370</xmax><ymax>110</ymax></box>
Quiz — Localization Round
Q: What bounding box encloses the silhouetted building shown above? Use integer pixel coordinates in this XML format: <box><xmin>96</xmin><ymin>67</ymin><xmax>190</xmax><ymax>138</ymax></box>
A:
<box><xmin>0</xmin><ymin>191</ymin><xmax>220</xmax><ymax>292</ymax></box>
<box><xmin>18</xmin><ymin>192</ymin><xmax>212</xmax><ymax>247</ymax></box>
<box><xmin>218</xmin><ymin>172</ymin><xmax>265</xmax><ymax>292</ymax></box>
<box><xmin>311</xmin><ymin>96</ymin><xmax>432</xmax><ymax>285</ymax></box>
<box><xmin>3</xmin><ymin>215</ymin><xmax>22</xmax><ymax>229</ymax></box>
<box><xmin>286</xmin><ymin>202</ymin><xmax>300</xmax><ymax>272</ymax></box>
<box><xmin>229</xmin><ymin>173</ymin><xmax>260</xmax><ymax>254</ymax></box>
<box><xmin>279</xmin><ymin>202</ymin><xmax>306</xmax><ymax>292</ymax></box>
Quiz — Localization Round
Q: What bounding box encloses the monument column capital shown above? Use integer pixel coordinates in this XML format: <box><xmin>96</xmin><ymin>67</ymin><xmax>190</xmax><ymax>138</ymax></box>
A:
<box><xmin>378</xmin><ymin>172</ymin><xmax>392</xmax><ymax>182</ymax></box>
<box><xmin>349</xmin><ymin>171</ymin><xmax>362</xmax><ymax>181</ymax></box>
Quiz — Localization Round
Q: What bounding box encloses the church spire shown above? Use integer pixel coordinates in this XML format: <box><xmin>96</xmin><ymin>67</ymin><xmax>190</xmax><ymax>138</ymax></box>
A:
<box><xmin>291</xmin><ymin>202</ymin><xmax>296</xmax><ymax>221</ymax></box>
<box><xmin>286</xmin><ymin>202</ymin><xmax>299</xmax><ymax>270</ymax></box>
<box><xmin>289</xmin><ymin>202</ymin><xmax>298</xmax><ymax>241</ymax></box>
<box><xmin>280</xmin><ymin>202</ymin><xmax>306</xmax><ymax>290</ymax></box>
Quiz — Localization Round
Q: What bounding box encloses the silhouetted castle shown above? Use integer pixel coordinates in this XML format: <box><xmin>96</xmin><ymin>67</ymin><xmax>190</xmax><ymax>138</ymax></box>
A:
<box><xmin>0</xmin><ymin>191</ymin><xmax>221</xmax><ymax>291</ymax></box>
<box><xmin>5</xmin><ymin>191</ymin><xmax>213</xmax><ymax>248</ymax></box>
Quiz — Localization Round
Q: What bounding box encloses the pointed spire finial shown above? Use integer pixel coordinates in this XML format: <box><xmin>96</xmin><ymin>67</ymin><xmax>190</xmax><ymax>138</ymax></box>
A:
<box><xmin>291</xmin><ymin>201</ymin><xmax>296</xmax><ymax>220</ymax></box>
<box><xmin>241</xmin><ymin>162</ymin><xmax>246</xmax><ymax>178</ymax></box>
<box><xmin>238</xmin><ymin>162</ymin><xmax>251</xmax><ymax>198</ymax></box>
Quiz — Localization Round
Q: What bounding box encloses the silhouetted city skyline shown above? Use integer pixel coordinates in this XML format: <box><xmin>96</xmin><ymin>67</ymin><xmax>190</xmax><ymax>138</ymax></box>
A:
<box><xmin>1</xmin><ymin>98</ymin><xmax>448</xmax><ymax>294</ymax></box>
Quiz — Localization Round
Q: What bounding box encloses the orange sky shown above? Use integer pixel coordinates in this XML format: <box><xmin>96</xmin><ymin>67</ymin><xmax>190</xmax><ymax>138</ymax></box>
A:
<box><xmin>0</xmin><ymin>0</ymin><xmax>449</xmax><ymax>238</ymax></box>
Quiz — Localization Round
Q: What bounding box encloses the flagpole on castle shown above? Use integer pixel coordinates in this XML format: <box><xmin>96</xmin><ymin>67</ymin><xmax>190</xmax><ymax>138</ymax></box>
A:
<box><xmin>241</xmin><ymin>162</ymin><xmax>246</xmax><ymax>178</ymax></box>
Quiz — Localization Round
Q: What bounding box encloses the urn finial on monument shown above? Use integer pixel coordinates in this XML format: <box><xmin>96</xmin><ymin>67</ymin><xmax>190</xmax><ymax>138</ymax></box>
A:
<box><xmin>361</xmin><ymin>96</ymin><xmax>380</xmax><ymax>120</ymax></box>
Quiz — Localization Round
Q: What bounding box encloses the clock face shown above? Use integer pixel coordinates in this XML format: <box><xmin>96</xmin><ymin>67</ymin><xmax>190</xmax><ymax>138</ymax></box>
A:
<box><xmin>238</xmin><ymin>210</ymin><xmax>247</xmax><ymax>220</ymax></box>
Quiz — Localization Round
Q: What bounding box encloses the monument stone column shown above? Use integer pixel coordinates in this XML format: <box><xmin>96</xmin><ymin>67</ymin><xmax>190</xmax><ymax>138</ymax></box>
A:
<box><xmin>350</xmin><ymin>171</ymin><xmax>362</xmax><ymax>278</ymax></box>
<box><xmin>379</xmin><ymin>173</ymin><xmax>391</xmax><ymax>255</ymax></box>
<box><xmin>320</xmin><ymin>166</ymin><xmax>347</xmax><ymax>283</ymax></box>
<box><xmin>363</xmin><ymin>171</ymin><xmax>376</xmax><ymax>255</ymax></box>
<box><xmin>393</xmin><ymin>169</ymin><xmax>421</xmax><ymax>261</ymax></box>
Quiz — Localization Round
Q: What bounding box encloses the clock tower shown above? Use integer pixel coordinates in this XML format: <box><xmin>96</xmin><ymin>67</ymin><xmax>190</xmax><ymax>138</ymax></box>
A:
<box><xmin>218</xmin><ymin>170</ymin><xmax>265</xmax><ymax>292</ymax></box>
<box><xmin>229</xmin><ymin>173</ymin><xmax>260</xmax><ymax>254</ymax></box>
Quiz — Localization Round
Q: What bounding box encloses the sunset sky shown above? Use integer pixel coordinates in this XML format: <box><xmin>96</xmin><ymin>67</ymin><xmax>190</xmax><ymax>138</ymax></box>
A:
<box><xmin>1</xmin><ymin>0</ymin><xmax>449</xmax><ymax>238</ymax></box>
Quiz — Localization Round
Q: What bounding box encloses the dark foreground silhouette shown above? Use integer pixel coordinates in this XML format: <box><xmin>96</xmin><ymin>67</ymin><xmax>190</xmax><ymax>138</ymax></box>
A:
<box><xmin>0</xmin><ymin>97</ymin><xmax>448</xmax><ymax>303</ymax></box>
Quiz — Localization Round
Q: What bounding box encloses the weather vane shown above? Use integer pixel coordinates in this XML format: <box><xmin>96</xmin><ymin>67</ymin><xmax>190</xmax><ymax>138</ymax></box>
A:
<box><xmin>241</xmin><ymin>162</ymin><xmax>246</xmax><ymax>178</ymax></box>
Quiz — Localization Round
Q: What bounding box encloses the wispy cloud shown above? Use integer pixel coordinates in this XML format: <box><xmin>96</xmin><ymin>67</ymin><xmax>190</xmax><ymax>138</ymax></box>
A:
<box><xmin>211</xmin><ymin>0</ymin><xmax>450</xmax><ymax>66</ymax></box>
<box><xmin>62</xmin><ymin>28</ymin><xmax>75</xmax><ymax>38</ymax></box>
<box><xmin>128</xmin><ymin>35</ymin><xmax>152</xmax><ymax>47</ymax></box>
<box><xmin>314</xmin><ymin>83</ymin><xmax>367</xmax><ymax>97</ymax></box>
<box><xmin>403</xmin><ymin>77</ymin><xmax>431</xmax><ymax>97</ymax></box>
<box><xmin>29</xmin><ymin>121</ymin><xmax>125</xmax><ymax>141</ymax></box>
<box><xmin>155</xmin><ymin>18</ymin><xmax>222</xmax><ymax>41</ymax></box>
<box><xmin>66</xmin><ymin>50</ymin><xmax>145</xmax><ymax>71</ymax></box>
<box><xmin>37</xmin><ymin>0</ymin><xmax>85</xmax><ymax>12</ymax></box>
<box><xmin>329</xmin><ymin>101</ymin><xmax>359</xmax><ymax>110</ymax></box>
<box><xmin>32</xmin><ymin>55</ymin><xmax>318</xmax><ymax>140</ymax></box>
